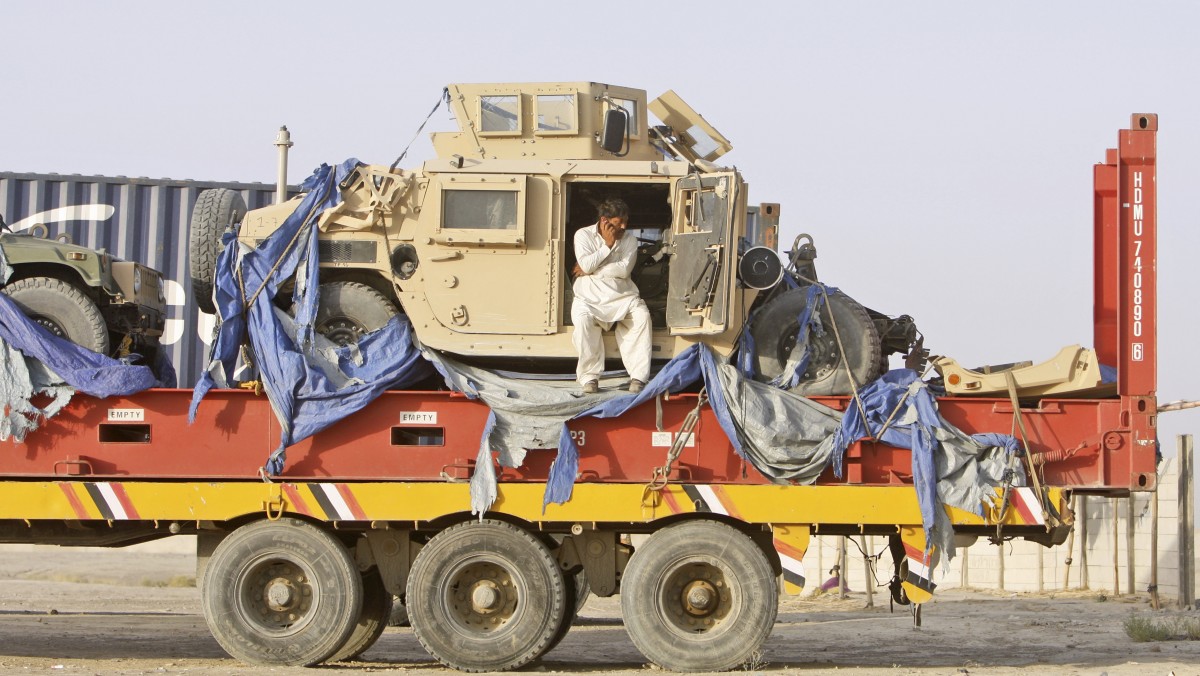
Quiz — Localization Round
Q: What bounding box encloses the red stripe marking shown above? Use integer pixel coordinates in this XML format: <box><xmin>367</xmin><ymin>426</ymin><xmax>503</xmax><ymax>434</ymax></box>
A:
<box><xmin>773</xmin><ymin>537</ymin><xmax>806</xmax><ymax>562</ymax></box>
<box><xmin>661</xmin><ymin>487</ymin><xmax>684</xmax><ymax>514</ymax></box>
<box><xmin>1011</xmin><ymin>490</ymin><xmax>1038</xmax><ymax>525</ymax></box>
<box><xmin>281</xmin><ymin>484</ymin><xmax>311</xmax><ymax>516</ymax></box>
<box><xmin>58</xmin><ymin>483</ymin><xmax>90</xmax><ymax>519</ymax></box>
<box><xmin>903</xmin><ymin>541</ymin><xmax>931</xmax><ymax>565</ymax></box>
<box><xmin>109</xmin><ymin>483</ymin><xmax>140</xmax><ymax>520</ymax></box>
<box><xmin>335</xmin><ymin>484</ymin><xmax>368</xmax><ymax>521</ymax></box>
<box><xmin>709</xmin><ymin>485</ymin><xmax>744</xmax><ymax>520</ymax></box>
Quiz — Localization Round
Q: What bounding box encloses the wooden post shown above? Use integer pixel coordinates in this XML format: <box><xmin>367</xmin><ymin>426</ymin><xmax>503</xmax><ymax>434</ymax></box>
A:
<box><xmin>1126</xmin><ymin>496</ymin><xmax>1136</xmax><ymax>596</ymax></box>
<box><xmin>1037</xmin><ymin>543</ymin><xmax>1045</xmax><ymax>593</ymax></box>
<box><xmin>838</xmin><ymin>537</ymin><xmax>848</xmax><ymax>599</ymax></box>
<box><xmin>859</xmin><ymin>536</ymin><xmax>874</xmax><ymax>608</ymax></box>
<box><xmin>998</xmin><ymin>541</ymin><xmax>1005</xmax><ymax>591</ymax></box>
<box><xmin>1079</xmin><ymin>495</ymin><xmax>1090</xmax><ymax>589</ymax></box>
<box><xmin>1062</xmin><ymin>495</ymin><xmax>1076</xmax><ymax>591</ymax></box>
<box><xmin>1180</xmin><ymin>435</ymin><xmax>1195</xmax><ymax>608</ymax></box>
<box><xmin>961</xmin><ymin>543</ymin><xmax>970</xmax><ymax>588</ymax></box>
<box><xmin>1113</xmin><ymin>499</ymin><xmax>1121</xmax><ymax>596</ymax></box>
<box><xmin>1150</xmin><ymin>482</ymin><xmax>1160</xmax><ymax>610</ymax></box>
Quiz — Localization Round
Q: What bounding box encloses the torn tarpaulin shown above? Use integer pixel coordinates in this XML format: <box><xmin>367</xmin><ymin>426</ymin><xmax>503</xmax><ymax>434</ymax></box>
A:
<box><xmin>0</xmin><ymin>291</ymin><xmax>159</xmax><ymax>441</ymax></box>
<box><xmin>830</xmin><ymin>369</ymin><xmax>1021</xmax><ymax>565</ymax></box>
<box><xmin>189</xmin><ymin>160</ymin><xmax>434</xmax><ymax>474</ymax></box>
<box><xmin>433</xmin><ymin>343</ymin><xmax>1018</xmax><ymax>569</ymax></box>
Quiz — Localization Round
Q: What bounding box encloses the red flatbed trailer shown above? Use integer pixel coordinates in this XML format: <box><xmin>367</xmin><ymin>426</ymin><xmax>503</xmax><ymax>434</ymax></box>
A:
<box><xmin>0</xmin><ymin>115</ymin><xmax>1158</xmax><ymax>672</ymax></box>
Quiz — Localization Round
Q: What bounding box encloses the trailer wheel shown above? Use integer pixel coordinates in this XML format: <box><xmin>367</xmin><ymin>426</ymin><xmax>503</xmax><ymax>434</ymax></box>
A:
<box><xmin>621</xmin><ymin>520</ymin><xmax>777</xmax><ymax>672</ymax></box>
<box><xmin>2</xmin><ymin>277</ymin><xmax>110</xmax><ymax>354</ymax></box>
<box><xmin>406</xmin><ymin>520</ymin><xmax>566</xmax><ymax>672</ymax></box>
<box><xmin>330</xmin><ymin>567</ymin><xmax>393</xmax><ymax>662</ymax></box>
<box><xmin>749</xmin><ymin>286</ymin><xmax>882</xmax><ymax>395</ymax></box>
<box><xmin>541</xmin><ymin>565</ymin><xmax>583</xmax><ymax>657</ymax></box>
<box><xmin>313</xmin><ymin>281</ymin><xmax>399</xmax><ymax>347</ymax></box>
<box><xmin>201</xmin><ymin>518</ymin><xmax>363</xmax><ymax>667</ymax></box>
<box><xmin>572</xmin><ymin>567</ymin><xmax>592</xmax><ymax>617</ymax></box>
<box><xmin>190</xmin><ymin>188</ymin><xmax>246</xmax><ymax>315</ymax></box>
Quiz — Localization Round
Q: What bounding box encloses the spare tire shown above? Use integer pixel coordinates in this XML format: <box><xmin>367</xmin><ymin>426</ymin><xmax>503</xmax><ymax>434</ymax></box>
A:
<box><xmin>749</xmin><ymin>286</ymin><xmax>882</xmax><ymax>396</ymax></box>
<box><xmin>2</xmin><ymin>277</ymin><xmax>110</xmax><ymax>354</ymax></box>
<box><xmin>189</xmin><ymin>189</ymin><xmax>246</xmax><ymax>315</ymax></box>
<box><xmin>313</xmin><ymin>281</ymin><xmax>400</xmax><ymax>347</ymax></box>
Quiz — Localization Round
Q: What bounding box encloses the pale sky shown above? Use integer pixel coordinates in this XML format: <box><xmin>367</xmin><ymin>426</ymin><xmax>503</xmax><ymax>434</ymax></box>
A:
<box><xmin>3</xmin><ymin>1</ymin><xmax>1198</xmax><ymax>476</ymax></box>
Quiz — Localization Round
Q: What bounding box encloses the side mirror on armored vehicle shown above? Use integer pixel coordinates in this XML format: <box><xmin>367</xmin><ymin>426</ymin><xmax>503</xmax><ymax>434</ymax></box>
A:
<box><xmin>600</xmin><ymin>108</ymin><xmax>629</xmax><ymax>155</ymax></box>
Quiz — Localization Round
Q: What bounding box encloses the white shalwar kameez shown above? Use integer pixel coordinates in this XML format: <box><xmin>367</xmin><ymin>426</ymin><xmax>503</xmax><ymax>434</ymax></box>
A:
<box><xmin>571</xmin><ymin>223</ymin><xmax>652</xmax><ymax>386</ymax></box>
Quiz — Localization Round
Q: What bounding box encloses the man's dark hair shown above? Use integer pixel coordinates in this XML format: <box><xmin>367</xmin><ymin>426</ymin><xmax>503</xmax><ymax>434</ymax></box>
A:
<box><xmin>597</xmin><ymin>197</ymin><xmax>629</xmax><ymax>221</ymax></box>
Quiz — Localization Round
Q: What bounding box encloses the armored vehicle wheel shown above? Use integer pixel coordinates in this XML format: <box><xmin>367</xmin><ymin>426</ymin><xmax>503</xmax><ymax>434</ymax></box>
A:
<box><xmin>749</xmin><ymin>286</ymin><xmax>882</xmax><ymax>396</ymax></box>
<box><xmin>330</xmin><ymin>568</ymin><xmax>393</xmax><ymax>662</ymax></box>
<box><xmin>406</xmin><ymin>519</ymin><xmax>567</xmax><ymax>672</ymax></box>
<box><xmin>190</xmin><ymin>188</ymin><xmax>246</xmax><ymax>315</ymax></box>
<box><xmin>2</xmin><ymin>277</ymin><xmax>110</xmax><ymax>354</ymax></box>
<box><xmin>621</xmin><ymin>520</ymin><xmax>777</xmax><ymax>672</ymax></box>
<box><xmin>313</xmin><ymin>281</ymin><xmax>399</xmax><ymax>347</ymax></box>
<box><xmin>201</xmin><ymin>518</ymin><xmax>363</xmax><ymax>667</ymax></box>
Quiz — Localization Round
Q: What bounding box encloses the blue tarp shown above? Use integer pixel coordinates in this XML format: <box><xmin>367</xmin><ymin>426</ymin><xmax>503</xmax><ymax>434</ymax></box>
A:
<box><xmin>190</xmin><ymin>160</ymin><xmax>434</xmax><ymax>474</ymax></box>
<box><xmin>188</xmin><ymin>158</ymin><xmax>1022</xmax><ymax>566</ymax></box>
<box><xmin>0</xmin><ymin>290</ymin><xmax>161</xmax><ymax>441</ymax></box>
<box><xmin>0</xmin><ymin>291</ymin><xmax>159</xmax><ymax>398</ymax></box>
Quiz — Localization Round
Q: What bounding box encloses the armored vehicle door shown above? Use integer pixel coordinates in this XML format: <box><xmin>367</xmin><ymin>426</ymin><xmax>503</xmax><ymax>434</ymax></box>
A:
<box><xmin>665</xmin><ymin>172</ymin><xmax>741</xmax><ymax>335</ymax></box>
<box><xmin>419</xmin><ymin>173</ymin><xmax>557</xmax><ymax>336</ymax></box>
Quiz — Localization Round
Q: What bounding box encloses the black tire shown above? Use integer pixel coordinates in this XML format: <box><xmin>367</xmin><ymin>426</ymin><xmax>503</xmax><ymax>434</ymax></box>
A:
<box><xmin>312</xmin><ymin>281</ymin><xmax>400</xmax><ymax>347</ymax></box>
<box><xmin>540</xmin><ymin>565</ymin><xmax>580</xmax><ymax>657</ymax></box>
<box><xmin>190</xmin><ymin>188</ymin><xmax>246</xmax><ymax>315</ymax></box>
<box><xmin>406</xmin><ymin>519</ymin><xmax>566</xmax><ymax>672</ymax></box>
<box><xmin>2</xmin><ymin>277</ymin><xmax>110</xmax><ymax>354</ymax></box>
<box><xmin>621</xmin><ymin>520</ymin><xmax>778</xmax><ymax>672</ymax></box>
<box><xmin>330</xmin><ymin>567</ymin><xmax>393</xmax><ymax>662</ymax></box>
<box><xmin>200</xmin><ymin>518</ymin><xmax>363</xmax><ymax>667</ymax></box>
<box><xmin>749</xmin><ymin>286</ymin><xmax>882</xmax><ymax>396</ymax></box>
<box><xmin>572</xmin><ymin>567</ymin><xmax>592</xmax><ymax>617</ymax></box>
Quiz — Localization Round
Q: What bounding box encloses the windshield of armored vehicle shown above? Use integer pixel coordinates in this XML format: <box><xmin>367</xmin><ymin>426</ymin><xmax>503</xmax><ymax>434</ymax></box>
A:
<box><xmin>481</xmin><ymin>95</ymin><xmax>520</xmax><ymax>133</ymax></box>
<box><xmin>444</xmin><ymin>190</ymin><xmax>518</xmax><ymax>230</ymax></box>
<box><xmin>536</xmin><ymin>94</ymin><xmax>576</xmax><ymax>132</ymax></box>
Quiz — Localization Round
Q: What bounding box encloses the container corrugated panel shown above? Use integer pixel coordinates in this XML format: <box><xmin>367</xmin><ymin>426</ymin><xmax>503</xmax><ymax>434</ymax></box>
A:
<box><xmin>0</xmin><ymin>171</ymin><xmax>291</xmax><ymax>386</ymax></box>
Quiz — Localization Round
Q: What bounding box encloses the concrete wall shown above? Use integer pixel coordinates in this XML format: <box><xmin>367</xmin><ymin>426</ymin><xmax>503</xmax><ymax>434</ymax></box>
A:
<box><xmin>803</xmin><ymin>456</ymin><xmax>1198</xmax><ymax>605</ymax></box>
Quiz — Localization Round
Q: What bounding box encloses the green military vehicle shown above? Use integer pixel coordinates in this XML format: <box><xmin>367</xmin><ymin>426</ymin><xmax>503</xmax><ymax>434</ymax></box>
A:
<box><xmin>190</xmin><ymin>82</ymin><xmax>917</xmax><ymax>394</ymax></box>
<box><xmin>0</xmin><ymin>214</ymin><xmax>166</xmax><ymax>360</ymax></box>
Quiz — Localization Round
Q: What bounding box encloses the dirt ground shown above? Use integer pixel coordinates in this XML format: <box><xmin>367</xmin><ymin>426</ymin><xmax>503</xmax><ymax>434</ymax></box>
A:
<box><xmin>0</xmin><ymin>543</ymin><xmax>1197</xmax><ymax>676</ymax></box>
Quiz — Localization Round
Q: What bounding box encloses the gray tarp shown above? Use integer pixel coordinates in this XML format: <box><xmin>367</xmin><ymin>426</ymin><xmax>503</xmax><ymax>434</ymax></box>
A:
<box><xmin>425</xmin><ymin>343</ymin><xmax>1021</xmax><ymax>568</ymax></box>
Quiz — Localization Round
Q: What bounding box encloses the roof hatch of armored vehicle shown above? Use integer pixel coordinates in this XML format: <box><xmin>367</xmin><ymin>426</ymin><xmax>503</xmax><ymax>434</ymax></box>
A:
<box><xmin>647</xmin><ymin>90</ymin><xmax>733</xmax><ymax>165</ymax></box>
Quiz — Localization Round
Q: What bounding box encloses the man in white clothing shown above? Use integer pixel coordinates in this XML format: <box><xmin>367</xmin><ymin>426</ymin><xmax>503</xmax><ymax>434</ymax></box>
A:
<box><xmin>571</xmin><ymin>198</ymin><xmax>652</xmax><ymax>394</ymax></box>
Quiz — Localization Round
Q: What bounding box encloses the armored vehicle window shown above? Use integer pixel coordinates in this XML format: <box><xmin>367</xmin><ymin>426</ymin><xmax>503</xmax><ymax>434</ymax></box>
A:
<box><xmin>480</xmin><ymin>95</ymin><xmax>521</xmax><ymax>134</ymax></box>
<box><xmin>444</xmin><ymin>190</ymin><xmax>518</xmax><ymax>230</ymax></box>
<box><xmin>535</xmin><ymin>94</ymin><xmax>577</xmax><ymax>133</ymax></box>
<box><xmin>604</xmin><ymin>98</ymin><xmax>639</xmax><ymax>136</ymax></box>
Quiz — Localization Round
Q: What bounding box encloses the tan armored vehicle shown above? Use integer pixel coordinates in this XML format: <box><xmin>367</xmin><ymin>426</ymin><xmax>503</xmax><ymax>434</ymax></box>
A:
<box><xmin>191</xmin><ymin>83</ymin><xmax>917</xmax><ymax>394</ymax></box>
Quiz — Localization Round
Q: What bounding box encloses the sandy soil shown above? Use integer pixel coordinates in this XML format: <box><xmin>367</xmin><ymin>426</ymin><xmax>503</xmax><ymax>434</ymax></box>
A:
<box><xmin>0</xmin><ymin>544</ymin><xmax>1197</xmax><ymax>675</ymax></box>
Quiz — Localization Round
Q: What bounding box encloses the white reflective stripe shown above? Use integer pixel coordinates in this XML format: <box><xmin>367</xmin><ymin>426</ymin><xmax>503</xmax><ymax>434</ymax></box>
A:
<box><xmin>695</xmin><ymin>485</ymin><xmax>728</xmax><ymax>516</ymax></box>
<box><xmin>320</xmin><ymin>484</ymin><xmax>354</xmax><ymax>520</ymax></box>
<box><xmin>778</xmin><ymin>552</ymin><xmax>805</xmax><ymax>578</ymax></box>
<box><xmin>1016</xmin><ymin>487</ymin><xmax>1046</xmax><ymax>525</ymax></box>
<box><xmin>96</xmin><ymin>483</ymin><xmax>129</xmax><ymax>520</ymax></box>
<box><xmin>907</xmin><ymin>558</ymin><xmax>931</xmax><ymax>581</ymax></box>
